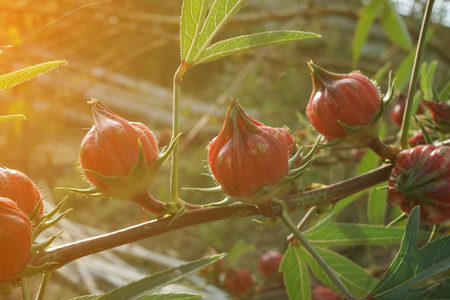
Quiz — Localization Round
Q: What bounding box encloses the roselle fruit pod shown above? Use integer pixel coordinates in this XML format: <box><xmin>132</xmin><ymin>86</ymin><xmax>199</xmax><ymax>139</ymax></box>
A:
<box><xmin>306</xmin><ymin>61</ymin><xmax>386</xmax><ymax>145</ymax></box>
<box><xmin>258</xmin><ymin>250</ymin><xmax>283</xmax><ymax>281</ymax></box>
<box><xmin>0</xmin><ymin>197</ymin><xmax>32</xmax><ymax>283</ymax></box>
<box><xmin>224</xmin><ymin>268</ymin><xmax>254</xmax><ymax>297</ymax></box>
<box><xmin>0</xmin><ymin>165</ymin><xmax>44</xmax><ymax>221</ymax></box>
<box><xmin>74</xmin><ymin>99</ymin><xmax>178</xmax><ymax>210</ymax></box>
<box><xmin>312</xmin><ymin>285</ymin><xmax>341</xmax><ymax>300</ymax></box>
<box><xmin>390</xmin><ymin>93</ymin><xmax>424</xmax><ymax>127</ymax></box>
<box><xmin>388</xmin><ymin>145</ymin><xmax>450</xmax><ymax>224</ymax></box>
<box><xmin>208</xmin><ymin>99</ymin><xmax>307</xmax><ymax>205</ymax></box>
<box><xmin>422</xmin><ymin>100</ymin><xmax>450</xmax><ymax>133</ymax></box>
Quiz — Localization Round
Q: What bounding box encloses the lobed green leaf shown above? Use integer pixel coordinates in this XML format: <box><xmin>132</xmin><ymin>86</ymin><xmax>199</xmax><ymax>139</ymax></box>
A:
<box><xmin>371</xmin><ymin>207</ymin><xmax>450</xmax><ymax>299</ymax></box>
<box><xmin>187</xmin><ymin>0</ymin><xmax>248</xmax><ymax>64</ymax></box>
<box><xmin>0</xmin><ymin>60</ymin><xmax>67</xmax><ymax>92</ymax></box>
<box><xmin>280</xmin><ymin>245</ymin><xmax>311</xmax><ymax>300</ymax></box>
<box><xmin>302</xmin><ymin>246</ymin><xmax>378</xmax><ymax>298</ymax></box>
<box><xmin>196</xmin><ymin>31</ymin><xmax>320</xmax><ymax>64</ymax></box>
<box><xmin>304</xmin><ymin>214</ymin><xmax>428</xmax><ymax>247</ymax></box>
<box><xmin>180</xmin><ymin>0</ymin><xmax>210</xmax><ymax>60</ymax></box>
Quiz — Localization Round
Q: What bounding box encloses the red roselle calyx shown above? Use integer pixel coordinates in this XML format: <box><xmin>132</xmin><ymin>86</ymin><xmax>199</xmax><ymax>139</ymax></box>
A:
<box><xmin>208</xmin><ymin>99</ymin><xmax>314</xmax><ymax>206</ymax></box>
<box><xmin>388</xmin><ymin>145</ymin><xmax>450</xmax><ymax>224</ymax></box>
<box><xmin>77</xmin><ymin>99</ymin><xmax>178</xmax><ymax>214</ymax></box>
<box><xmin>0</xmin><ymin>165</ymin><xmax>43</xmax><ymax>220</ymax></box>
<box><xmin>306</xmin><ymin>61</ymin><xmax>383</xmax><ymax>145</ymax></box>
<box><xmin>0</xmin><ymin>197</ymin><xmax>32</xmax><ymax>283</ymax></box>
<box><xmin>390</xmin><ymin>93</ymin><xmax>424</xmax><ymax>127</ymax></box>
<box><xmin>422</xmin><ymin>100</ymin><xmax>450</xmax><ymax>133</ymax></box>
<box><xmin>258</xmin><ymin>251</ymin><xmax>283</xmax><ymax>280</ymax></box>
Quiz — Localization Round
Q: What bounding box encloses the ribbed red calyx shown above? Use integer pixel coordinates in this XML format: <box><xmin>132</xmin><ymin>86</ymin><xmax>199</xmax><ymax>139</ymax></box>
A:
<box><xmin>80</xmin><ymin>99</ymin><xmax>159</xmax><ymax>190</ymax></box>
<box><xmin>258</xmin><ymin>250</ymin><xmax>283</xmax><ymax>280</ymax></box>
<box><xmin>388</xmin><ymin>145</ymin><xmax>450</xmax><ymax>224</ymax></box>
<box><xmin>0</xmin><ymin>197</ymin><xmax>32</xmax><ymax>282</ymax></box>
<box><xmin>0</xmin><ymin>165</ymin><xmax>43</xmax><ymax>219</ymax></box>
<box><xmin>208</xmin><ymin>100</ymin><xmax>292</xmax><ymax>201</ymax></box>
<box><xmin>306</xmin><ymin>62</ymin><xmax>381</xmax><ymax>143</ymax></box>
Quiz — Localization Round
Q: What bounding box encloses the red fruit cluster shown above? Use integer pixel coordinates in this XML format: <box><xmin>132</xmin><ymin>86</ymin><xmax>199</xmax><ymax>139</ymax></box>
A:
<box><xmin>80</xmin><ymin>99</ymin><xmax>159</xmax><ymax>190</ymax></box>
<box><xmin>0</xmin><ymin>197</ymin><xmax>32</xmax><ymax>282</ymax></box>
<box><xmin>208</xmin><ymin>99</ymin><xmax>294</xmax><ymax>202</ymax></box>
<box><xmin>306</xmin><ymin>62</ymin><xmax>381</xmax><ymax>143</ymax></box>
<box><xmin>388</xmin><ymin>145</ymin><xmax>450</xmax><ymax>224</ymax></box>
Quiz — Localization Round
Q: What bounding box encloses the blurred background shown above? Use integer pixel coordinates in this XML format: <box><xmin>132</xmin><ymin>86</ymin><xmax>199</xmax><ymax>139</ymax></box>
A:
<box><xmin>0</xmin><ymin>0</ymin><xmax>449</xmax><ymax>298</ymax></box>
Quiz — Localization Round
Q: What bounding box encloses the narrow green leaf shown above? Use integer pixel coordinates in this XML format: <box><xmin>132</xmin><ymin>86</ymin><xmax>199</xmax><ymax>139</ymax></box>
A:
<box><xmin>304</xmin><ymin>214</ymin><xmax>428</xmax><ymax>247</ymax></box>
<box><xmin>138</xmin><ymin>293</ymin><xmax>203</xmax><ymax>300</ymax></box>
<box><xmin>371</xmin><ymin>207</ymin><xmax>450</xmax><ymax>299</ymax></box>
<box><xmin>196</xmin><ymin>31</ymin><xmax>320</xmax><ymax>64</ymax></box>
<box><xmin>420</xmin><ymin>60</ymin><xmax>438</xmax><ymax>100</ymax></box>
<box><xmin>353</xmin><ymin>0</ymin><xmax>381</xmax><ymax>63</ymax></box>
<box><xmin>227</xmin><ymin>240</ymin><xmax>255</xmax><ymax>266</ymax></box>
<box><xmin>302</xmin><ymin>246</ymin><xmax>378</xmax><ymax>298</ymax></box>
<box><xmin>394</xmin><ymin>51</ymin><xmax>415</xmax><ymax>91</ymax></box>
<box><xmin>0</xmin><ymin>114</ymin><xmax>26</xmax><ymax>123</ymax></box>
<box><xmin>280</xmin><ymin>245</ymin><xmax>311</xmax><ymax>300</ymax></box>
<box><xmin>180</xmin><ymin>0</ymin><xmax>210</xmax><ymax>60</ymax></box>
<box><xmin>71</xmin><ymin>254</ymin><xmax>226</xmax><ymax>300</ymax></box>
<box><xmin>188</xmin><ymin>0</ymin><xmax>248</xmax><ymax>63</ymax></box>
<box><xmin>0</xmin><ymin>60</ymin><xmax>67</xmax><ymax>92</ymax></box>
<box><xmin>380</xmin><ymin>0</ymin><xmax>412</xmax><ymax>51</ymax></box>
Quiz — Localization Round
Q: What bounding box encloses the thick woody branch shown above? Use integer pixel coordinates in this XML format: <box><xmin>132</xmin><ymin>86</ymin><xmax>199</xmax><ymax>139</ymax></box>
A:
<box><xmin>32</xmin><ymin>164</ymin><xmax>393</xmax><ymax>269</ymax></box>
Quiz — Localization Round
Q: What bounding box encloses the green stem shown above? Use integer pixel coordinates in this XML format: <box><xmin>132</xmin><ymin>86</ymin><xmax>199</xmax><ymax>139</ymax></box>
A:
<box><xmin>286</xmin><ymin>206</ymin><xmax>317</xmax><ymax>242</ymax></box>
<box><xmin>21</xmin><ymin>277</ymin><xmax>30</xmax><ymax>300</ymax></box>
<box><xmin>399</xmin><ymin>0</ymin><xmax>435</xmax><ymax>149</ymax></box>
<box><xmin>170</xmin><ymin>62</ymin><xmax>188</xmax><ymax>206</ymax></box>
<box><xmin>36</xmin><ymin>272</ymin><xmax>52</xmax><ymax>300</ymax></box>
<box><xmin>278</xmin><ymin>202</ymin><xmax>355</xmax><ymax>300</ymax></box>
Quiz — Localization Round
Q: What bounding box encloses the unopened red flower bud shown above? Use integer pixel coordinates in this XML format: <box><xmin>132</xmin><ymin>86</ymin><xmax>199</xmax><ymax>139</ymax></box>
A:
<box><xmin>388</xmin><ymin>145</ymin><xmax>450</xmax><ymax>224</ymax></box>
<box><xmin>80</xmin><ymin>99</ymin><xmax>158</xmax><ymax>190</ymax></box>
<box><xmin>0</xmin><ymin>165</ymin><xmax>43</xmax><ymax>219</ymax></box>
<box><xmin>208</xmin><ymin>99</ymin><xmax>293</xmax><ymax>204</ymax></box>
<box><xmin>0</xmin><ymin>197</ymin><xmax>32</xmax><ymax>282</ymax></box>
<box><xmin>224</xmin><ymin>268</ymin><xmax>254</xmax><ymax>297</ymax></box>
<box><xmin>306</xmin><ymin>62</ymin><xmax>382</xmax><ymax>144</ymax></box>
<box><xmin>258</xmin><ymin>250</ymin><xmax>283</xmax><ymax>280</ymax></box>
<box><xmin>78</xmin><ymin>99</ymin><xmax>177</xmax><ymax>210</ymax></box>
<box><xmin>312</xmin><ymin>285</ymin><xmax>340</xmax><ymax>300</ymax></box>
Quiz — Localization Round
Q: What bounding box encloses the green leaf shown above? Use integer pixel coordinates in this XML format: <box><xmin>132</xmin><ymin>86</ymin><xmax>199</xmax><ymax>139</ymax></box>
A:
<box><xmin>0</xmin><ymin>114</ymin><xmax>26</xmax><ymax>123</ymax></box>
<box><xmin>187</xmin><ymin>0</ymin><xmax>248</xmax><ymax>63</ymax></box>
<box><xmin>380</xmin><ymin>0</ymin><xmax>412</xmax><ymax>51</ymax></box>
<box><xmin>0</xmin><ymin>60</ymin><xmax>67</xmax><ymax>92</ymax></box>
<box><xmin>395</xmin><ymin>51</ymin><xmax>415</xmax><ymax>91</ymax></box>
<box><xmin>180</xmin><ymin>0</ymin><xmax>210</xmax><ymax>60</ymax></box>
<box><xmin>70</xmin><ymin>254</ymin><xmax>226</xmax><ymax>300</ymax></box>
<box><xmin>353</xmin><ymin>0</ymin><xmax>381</xmax><ymax>63</ymax></box>
<box><xmin>138</xmin><ymin>293</ymin><xmax>203</xmax><ymax>300</ymax></box>
<box><xmin>280</xmin><ymin>245</ymin><xmax>311</xmax><ymax>300</ymax></box>
<box><xmin>371</xmin><ymin>62</ymin><xmax>392</xmax><ymax>83</ymax></box>
<box><xmin>419</xmin><ymin>61</ymin><xmax>438</xmax><ymax>101</ymax></box>
<box><xmin>227</xmin><ymin>240</ymin><xmax>254</xmax><ymax>266</ymax></box>
<box><xmin>196</xmin><ymin>31</ymin><xmax>320</xmax><ymax>64</ymax></box>
<box><xmin>371</xmin><ymin>206</ymin><xmax>450</xmax><ymax>299</ymax></box>
<box><xmin>304</xmin><ymin>214</ymin><xmax>427</xmax><ymax>247</ymax></box>
<box><xmin>302</xmin><ymin>246</ymin><xmax>378</xmax><ymax>298</ymax></box>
